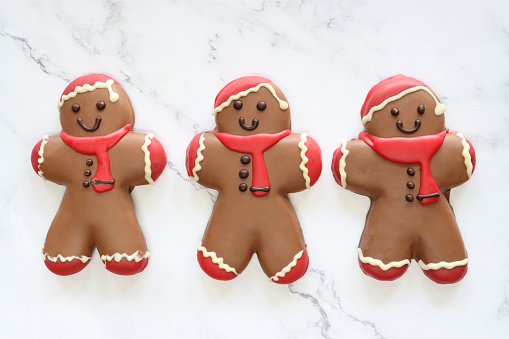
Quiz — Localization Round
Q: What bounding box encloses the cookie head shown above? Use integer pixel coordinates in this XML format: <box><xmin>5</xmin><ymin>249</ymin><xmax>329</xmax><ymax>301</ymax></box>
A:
<box><xmin>361</xmin><ymin>75</ymin><xmax>446</xmax><ymax>138</ymax></box>
<box><xmin>58</xmin><ymin>74</ymin><xmax>135</xmax><ymax>137</ymax></box>
<box><xmin>212</xmin><ymin>76</ymin><xmax>291</xmax><ymax>135</ymax></box>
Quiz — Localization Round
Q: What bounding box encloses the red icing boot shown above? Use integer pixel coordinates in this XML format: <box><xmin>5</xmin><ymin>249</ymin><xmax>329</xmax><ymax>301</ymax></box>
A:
<box><xmin>197</xmin><ymin>250</ymin><xmax>238</xmax><ymax>281</ymax></box>
<box><xmin>358</xmin><ymin>258</ymin><xmax>409</xmax><ymax>281</ymax></box>
<box><xmin>103</xmin><ymin>258</ymin><xmax>149</xmax><ymax>276</ymax></box>
<box><xmin>422</xmin><ymin>264</ymin><xmax>468</xmax><ymax>284</ymax></box>
<box><xmin>44</xmin><ymin>259</ymin><xmax>90</xmax><ymax>276</ymax></box>
<box><xmin>270</xmin><ymin>249</ymin><xmax>309</xmax><ymax>284</ymax></box>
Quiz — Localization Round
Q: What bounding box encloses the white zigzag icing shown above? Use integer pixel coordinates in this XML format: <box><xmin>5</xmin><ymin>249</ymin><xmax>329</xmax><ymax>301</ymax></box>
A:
<box><xmin>418</xmin><ymin>258</ymin><xmax>468</xmax><ymax>270</ymax></box>
<box><xmin>455</xmin><ymin>132</ymin><xmax>473</xmax><ymax>179</ymax></box>
<box><xmin>41</xmin><ymin>247</ymin><xmax>91</xmax><ymax>263</ymax></box>
<box><xmin>197</xmin><ymin>242</ymin><xmax>238</xmax><ymax>274</ymax></box>
<box><xmin>298</xmin><ymin>133</ymin><xmax>311</xmax><ymax>189</ymax></box>
<box><xmin>37</xmin><ymin>135</ymin><xmax>49</xmax><ymax>180</ymax></box>
<box><xmin>269</xmin><ymin>250</ymin><xmax>304</xmax><ymax>282</ymax></box>
<box><xmin>190</xmin><ymin>134</ymin><xmax>206</xmax><ymax>182</ymax></box>
<box><xmin>212</xmin><ymin>83</ymin><xmax>289</xmax><ymax>116</ymax></box>
<box><xmin>57</xmin><ymin>79</ymin><xmax>119</xmax><ymax>109</ymax></box>
<box><xmin>141</xmin><ymin>133</ymin><xmax>155</xmax><ymax>184</ymax></box>
<box><xmin>362</xmin><ymin>86</ymin><xmax>445</xmax><ymax>124</ymax></box>
<box><xmin>357</xmin><ymin>248</ymin><xmax>410</xmax><ymax>271</ymax></box>
<box><xmin>100</xmin><ymin>251</ymin><xmax>151</xmax><ymax>267</ymax></box>
<box><xmin>338</xmin><ymin>139</ymin><xmax>349</xmax><ymax>188</ymax></box>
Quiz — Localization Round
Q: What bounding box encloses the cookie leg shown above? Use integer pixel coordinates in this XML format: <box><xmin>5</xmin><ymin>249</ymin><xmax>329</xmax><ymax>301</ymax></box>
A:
<box><xmin>416</xmin><ymin>212</ymin><xmax>468</xmax><ymax>284</ymax></box>
<box><xmin>199</xmin><ymin>212</ymin><xmax>257</xmax><ymax>281</ymax></box>
<box><xmin>256</xmin><ymin>218</ymin><xmax>308</xmax><ymax>284</ymax></box>
<box><xmin>43</xmin><ymin>208</ymin><xmax>94</xmax><ymax>276</ymax></box>
<box><xmin>94</xmin><ymin>208</ymin><xmax>149</xmax><ymax>276</ymax></box>
<box><xmin>357</xmin><ymin>220</ymin><xmax>412</xmax><ymax>281</ymax></box>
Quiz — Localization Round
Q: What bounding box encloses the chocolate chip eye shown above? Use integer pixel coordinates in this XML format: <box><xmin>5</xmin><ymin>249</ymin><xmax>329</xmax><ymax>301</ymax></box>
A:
<box><xmin>96</xmin><ymin>101</ymin><xmax>106</xmax><ymax>110</ymax></box>
<box><xmin>256</xmin><ymin>101</ymin><xmax>267</xmax><ymax>111</ymax></box>
<box><xmin>71</xmin><ymin>104</ymin><xmax>80</xmax><ymax>113</ymax></box>
<box><xmin>233</xmin><ymin>100</ymin><xmax>243</xmax><ymax>110</ymax></box>
<box><xmin>391</xmin><ymin>107</ymin><xmax>399</xmax><ymax>116</ymax></box>
<box><xmin>417</xmin><ymin>104</ymin><xmax>425</xmax><ymax>115</ymax></box>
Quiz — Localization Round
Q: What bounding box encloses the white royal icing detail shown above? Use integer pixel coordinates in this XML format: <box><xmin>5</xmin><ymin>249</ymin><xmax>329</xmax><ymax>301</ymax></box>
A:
<box><xmin>362</xmin><ymin>86</ymin><xmax>446</xmax><ymax>124</ymax></box>
<box><xmin>37</xmin><ymin>135</ymin><xmax>49</xmax><ymax>180</ymax></box>
<box><xmin>57</xmin><ymin>79</ymin><xmax>119</xmax><ymax>109</ymax></box>
<box><xmin>338</xmin><ymin>139</ymin><xmax>349</xmax><ymax>188</ymax></box>
<box><xmin>141</xmin><ymin>133</ymin><xmax>155</xmax><ymax>184</ymax></box>
<box><xmin>455</xmin><ymin>132</ymin><xmax>473</xmax><ymax>179</ymax></box>
<box><xmin>269</xmin><ymin>250</ymin><xmax>304</xmax><ymax>282</ymax></box>
<box><xmin>357</xmin><ymin>248</ymin><xmax>410</xmax><ymax>271</ymax></box>
<box><xmin>190</xmin><ymin>134</ymin><xmax>206</xmax><ymax>182</ymax></box>
<box><xmin>197</xmin><ymin>242</ymin><xmax>238</xmax><ymax>275</ymax></box>
<box><xmin>418</xmin><ymin>258</ymin><xmax>468</xmax><ymax>270</ymax></box>
<box><xmin>298</xmin><ymin>133</ymin><xmax>311</xmax><ymax>189</ymax></box>
<box><xmin>212</xmin><ymin>83</ymin><xmax>289</xmax><ymax>116</ymax></box>
<box><xmin>41</xmin><ymin>247</ymin><xmax>91</xmax><ymax>263</ymax></box>
<box><xmin>100</xmin><ymin>251</ymin><xmax>151</xmax><ymax>267</ymax></box>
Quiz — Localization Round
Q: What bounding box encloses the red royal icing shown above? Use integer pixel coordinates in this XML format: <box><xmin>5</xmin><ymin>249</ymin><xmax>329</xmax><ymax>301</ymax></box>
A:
<box><xmin>185</xmin><ymin>133</ymin><xmax>204</xmax><ymax>178</ymax></box>
<box><xmin>60</xmin><ymin>124</ymin><xmax>132</xmax><ymax>193</ymax></box>
<box><xmin>450</xmin><ymin>131</ymin><xmax>476</xmax><ymax>174</ymax></box>
<box><xmin>61</xmin><ymin>74</ymin><xmax>120</xmax><ymax>99</ymax></box>
<box><xmin>147</xmin><ymin>136</ymin><xmax>167</xmax><ymax>182</ymax></box>
<box><xmin>359</xmin><ymin>130</ymin><xmax>448</xmax><ymax>205</ymax></box>
<box><xmin>214</xmin><ymin>76</ymin><xmax>272</xmax><ymax>109</ymax></box>
<box><xmin>31</xmin><ymin>139</ymin><xmax>44</xmax><ymax>174</ymax></box>
<box><xmin>360</xmin><ymin>75</ymin><xmax>431</xmax><ymax>120</ymax></box>
<box><xmin>214</xmin><ymin>130</ymin><xmax>291</xmax><ymax>197</ymax></box>
<box><xmin>303</xmin><ymin>136</ymin><xmax>322</xmax><ymax>187</ymax></box>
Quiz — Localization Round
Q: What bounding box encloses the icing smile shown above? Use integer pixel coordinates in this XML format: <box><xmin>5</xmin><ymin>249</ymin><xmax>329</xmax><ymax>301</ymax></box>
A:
<box><xmin>77</xmin><ymin>117</ymin><xmax>102</xmax><ymax>132</ymax></box>
<box><xmin>396</xmin><ymin>119</ymin><xmax>421</xmax><ymax>133</ymax></box>
<box><xmin>239</xmin><ymin>117</ymin><xmax>259</xmax><ymax>131</ymax></box>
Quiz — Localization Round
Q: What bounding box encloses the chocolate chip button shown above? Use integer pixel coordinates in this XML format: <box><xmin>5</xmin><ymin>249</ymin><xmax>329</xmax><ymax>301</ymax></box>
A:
<box><xmin>83</xmin><ymin>181</ymin><xmax>90</xmax><ymax>188</ymax></box>
<box><xmin>239</xmin><ymin>169</ymin><xmax>249</xmax><ymax>179</ymax></box>
<box><xmin>407</xmin><ymin>181</ymin><xmax>415</xmax><ymax>189</ymax></box>
<box><xmin>405</xmin><ymin>194</ymin><xmax>414</xmax><ymax>202</ymax></box>
<box><xmin>240</xmin><ymin>155</ymin><xmax>251</xmax><ymax>165</ymax></box>
<box><xmin>239</xmin><ymin>183</ymin><xmax>248</xmax><ymax>192</ymax></box>
<box><xmin>86</xmin><ymin>159</ymin><xmax>93</xmax><ymax>166</ymax></box>
<box><xmin>407</xmin><ymin>168</ymin><xmax>415</xmax><ymax>176</ymax></box>
<box><xmin>84</xmin><ymin>169</ymin><xmax>91</xmax><ymax>177</ymax></box>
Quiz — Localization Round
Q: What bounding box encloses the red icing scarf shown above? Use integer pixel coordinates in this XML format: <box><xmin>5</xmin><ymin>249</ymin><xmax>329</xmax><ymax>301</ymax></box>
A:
<box><xmin>214</xmin><ymin>130</ymin><xmax>291</xmax><ymax>197</ymax></box>
<box><xmin>61</xmin><ymin>124</ymin><xmax>132</xmax><ymax>193</ymax></box>
<box><xmin>359</xmin><ymin>130</ymin><xmax>447</xmax><ymax>205</ymax></box>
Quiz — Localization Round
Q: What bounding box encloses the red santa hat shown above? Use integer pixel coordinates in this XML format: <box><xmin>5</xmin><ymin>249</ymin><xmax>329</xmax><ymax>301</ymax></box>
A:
<box><xmin>360</xmin><ymin>75</ymin><xmax>445</xmax><ymax>124</ymax></box>
<box><xmin>212</xmin><ymin>76</ymin><xmax>289</xmax><ymax>116</ymax></box>
<box><xmin>58</xmin><ymin>73</ymin><xmax>120</xmax><ymax>109</ymax></box>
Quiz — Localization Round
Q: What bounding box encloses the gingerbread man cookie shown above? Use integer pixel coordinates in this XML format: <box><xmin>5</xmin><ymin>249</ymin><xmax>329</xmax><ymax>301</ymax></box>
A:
<box><xmin>186</xmin><ymin>76</ymin><xmax>322</xmax><ymax>284</ymax></box>
<box><xmin>31</xmin><ymin>74</ymin><xmax>166</xmax><ymax>276</ymax></box>
<box><xmin>332</xmin><ymin>75</ymin><xmax>476</xmax><ymax>284</ymax></box>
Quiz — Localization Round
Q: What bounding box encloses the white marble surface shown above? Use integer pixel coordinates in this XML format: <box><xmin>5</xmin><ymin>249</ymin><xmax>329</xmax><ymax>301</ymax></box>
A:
<box><xmin>1</xmin><ymin>0</ymin><xmax>508</xmax><ymax>338</ymax></box>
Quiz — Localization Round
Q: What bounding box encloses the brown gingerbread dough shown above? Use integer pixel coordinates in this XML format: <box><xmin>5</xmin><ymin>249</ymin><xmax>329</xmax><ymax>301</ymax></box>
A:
<box><xmin>332</xmin><ymin>75</ymin><xmax>476</xmax><ymax>284</ymax></box>
<box><xmin>32</xmin><ymin>74</ymin><xmax>166</xmax><ymax>276</ymax></box>
<box><xmin>186</xmin><ymin>76</ymin><xmax>322</xmax><ymax>284</ymax></box>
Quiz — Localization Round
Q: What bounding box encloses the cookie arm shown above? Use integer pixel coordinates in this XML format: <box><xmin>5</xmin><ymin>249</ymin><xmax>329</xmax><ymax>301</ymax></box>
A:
<box><xmin>331</xmin><ymin>139</ymin><xmax>383</xmax><ymax>196</ymax></box>
<box><xmin>432</xmin><ymin>132</ymin><xmax>476</xmax><ymax>189</ymax></box>
<box><xmin>186</xmin><ymin>132</ymin><xmax>206</xmax><ymax>182</ymax></box>
<box><xmin>141</xmin><ymin>133</ymin><xmax>167</xmax><ymax>184</ymax></box>
<box><xmin>298</xmin><ymin>133</ymin><xmax>322</xmax><ymax>189</ymax></box>
<box><xmin>31</xmin><ymin>135</ymin><xmax>73</xmax><ymax>184</ymax></box>
<box><xmin>185</xmin><ymin>132</ymin><xmax>222</xmax><ymax>189</ymax></box>
<box><xmin>31</xmin><ymin>136</ymin><xmax>49</xmax><ymax>179</ymax></box>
